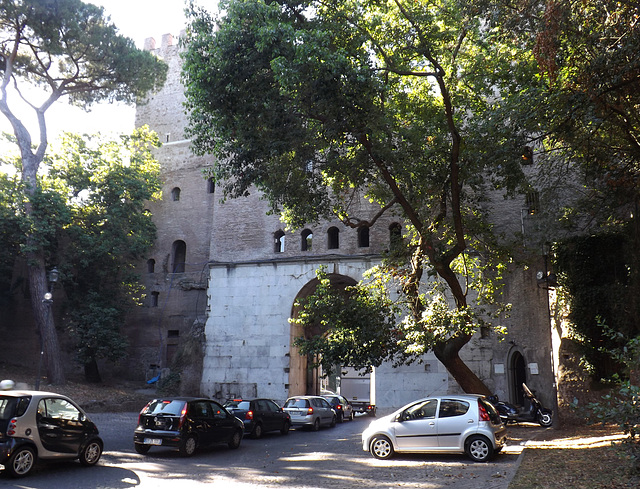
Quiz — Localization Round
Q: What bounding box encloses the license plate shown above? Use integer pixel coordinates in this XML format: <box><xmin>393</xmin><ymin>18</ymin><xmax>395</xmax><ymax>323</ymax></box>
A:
<box><xmin>144</xmin><ymin>438</ymin><xmax>162</xmax><ymax>445</ymax></box>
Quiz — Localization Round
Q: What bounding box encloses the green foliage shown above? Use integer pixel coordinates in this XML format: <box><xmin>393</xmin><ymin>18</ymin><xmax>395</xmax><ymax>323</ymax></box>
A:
<box><xmin>586</xmin><ymin>334</ymin><xmax>640</xmax><ymax>471</ymax></box>
<box><xmin>555</xmin><ymin>227</ymin><xmax>640</xmax><ymax>379</ymax></box>
<box><xmin>0</xmin><ymin>0</ymin><xmax>167</xmax><ymax>107</ymax></box>
<box><xmin>292</xmin><ymin>267</ymin><xmax>401</xmax><ymax>374</ymax></box>
<box><xmin>490</xmin><ymin>0</ymin><xmax>640</xmax><ymax>232</ymax></box>
<box><xmin>183</xmin><ymin>0</ymin><xmax>530</xmax><ymax>392</ymax></box>
<box><xmin>43</xmin><ymin>128</ymin><xmax>162</xmax><ymax>368</ymax></box>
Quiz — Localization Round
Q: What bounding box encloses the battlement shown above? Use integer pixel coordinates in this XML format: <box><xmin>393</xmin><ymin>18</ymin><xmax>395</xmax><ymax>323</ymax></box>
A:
<box><xmin>143</xmin><ymin>31</ymin><xmax>186</xmax><ymax>57</ymax></box>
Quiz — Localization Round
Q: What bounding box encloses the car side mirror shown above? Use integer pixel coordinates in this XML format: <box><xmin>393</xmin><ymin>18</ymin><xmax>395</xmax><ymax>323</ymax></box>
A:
<box><xmin>394</xmin><ymin>414</ymin><xmax>403</xmax><ymax>423</ymax></box>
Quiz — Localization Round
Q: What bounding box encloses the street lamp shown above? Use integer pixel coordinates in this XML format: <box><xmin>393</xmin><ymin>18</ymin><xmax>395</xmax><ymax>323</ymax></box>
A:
<box><xmin>36</xmin><ymin>267</ymin><xmax>59</xmax><ymax>390</ymax></box>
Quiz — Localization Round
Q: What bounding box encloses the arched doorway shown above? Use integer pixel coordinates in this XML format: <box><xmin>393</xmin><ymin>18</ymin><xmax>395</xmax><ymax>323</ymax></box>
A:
<box><xmin>510</xmin><ymin>351</ymin><xmax>527</xmax><ymax>406</ymax></box>
<box><xmin>289</xmin><ymin>273</ymin><xmax>357</xmax><ymax>397</ymax></box>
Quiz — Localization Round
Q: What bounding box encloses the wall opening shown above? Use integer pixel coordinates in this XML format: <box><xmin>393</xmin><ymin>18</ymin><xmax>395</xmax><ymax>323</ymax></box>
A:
<box><xmin>510</xmin><ymin>351</ymin><xmax>528</xmax><ymax>406</ymax></box>
<box><xmin>327</xmin><ymin>227</ymin><xmax>340</xmax><ymax>250</ymax></box>
<box><xmin>274</xmin><ymin>230</ymin><xmax>285</xmax><ymax>253</ymax></box>
<box><xmin>171</xmin><ymin>187</ymin><xmax>181</xmax><ymax>201</ymax></box>
<box><xmin>289</xmin><ymin>273</ymin><xmax>357</xmax><ymax>397</ymax></box>
<box><xmin>172</xmin><ymin>240</ymin><xmax>186</xmax><ymax>273</ymax></box>
<box><xmin>301</xmin><ymin>229</ymin><xmax>312</xmax><ymax>251</ymax></box>
<box><xmin>358</xmin><ymin>226</ymin><xmax>370</xmax><ymax>248</ymax></box>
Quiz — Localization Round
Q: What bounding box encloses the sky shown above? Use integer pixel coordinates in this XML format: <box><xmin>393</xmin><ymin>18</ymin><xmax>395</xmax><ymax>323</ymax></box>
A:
<box><xmin>0</xmin><ymin>0</ymin><xmax>216</xmax><ymax>157</ymax></box>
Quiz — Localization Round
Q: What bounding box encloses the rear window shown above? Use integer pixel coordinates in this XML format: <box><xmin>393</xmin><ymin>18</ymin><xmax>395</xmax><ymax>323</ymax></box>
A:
<box><xmin>225</xmin><ymin>400</ymin><xmax>251</xmax><ymax>410</ymax></box>
<box><xmin>284</xmin><ymin>398</ymin><xmax>309</xmax><ymax>408</ymax></box>
<box><xmin>143</xmin><ymin>400</ymin><xmax>187</xmax><ymax>416</ymax></box>
<box><xmin>0</xmin><ymin>396</ymin><xmax>30</xmax><ymax>420</ymax></box>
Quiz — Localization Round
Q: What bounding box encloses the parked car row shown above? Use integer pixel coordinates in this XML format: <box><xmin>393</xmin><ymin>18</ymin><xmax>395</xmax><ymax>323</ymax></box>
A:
<box><xmin>1</xmin><ymin>389</ymin><xmax>508</xmax><ymax>479</ymax></box>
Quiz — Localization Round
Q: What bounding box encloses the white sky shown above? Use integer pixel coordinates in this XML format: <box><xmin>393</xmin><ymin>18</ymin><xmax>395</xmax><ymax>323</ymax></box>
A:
<box><xmin>1</xmin><ymin>0</ymin><xmax>216</xmax><ymax>159</ymax></box>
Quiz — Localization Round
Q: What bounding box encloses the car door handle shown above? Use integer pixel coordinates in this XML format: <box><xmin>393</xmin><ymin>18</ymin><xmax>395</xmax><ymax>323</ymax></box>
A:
<box><xmin>429</xmin><ymin>422</ymin><xmax>435</xmax><ymax>426</ymax></box>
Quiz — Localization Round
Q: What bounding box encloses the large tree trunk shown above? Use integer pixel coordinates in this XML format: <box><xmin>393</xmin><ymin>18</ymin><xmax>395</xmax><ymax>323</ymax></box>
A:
<box><xmin>21</xmin><ymin>150</ymin><xmax>66</xmax><ymax>386</ymax></box>
<box><xmin>26</xmin><ymin>249</ymin><xmax>65</xmax><ymax>385</ymax></box>
<box><xmin>434</xmin><ymin>334</ymin><xmax>492</xmax><ymax>396</ymax></box>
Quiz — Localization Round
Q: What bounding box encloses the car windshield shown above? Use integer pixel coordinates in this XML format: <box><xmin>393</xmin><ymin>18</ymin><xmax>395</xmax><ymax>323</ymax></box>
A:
<box><xmin>225</xmin><ymin>400</ymin><xmax>251</xmax><ymax>410</ymax></box>
<box><xmin>284</xmin><ymin>398</ymin><xmax>308</xmax><ymax>408</ymax></box>
<box><xmin>143</xmin><ymin>400</ymin><xmax>186</xmax><ymax>416</ymax></box>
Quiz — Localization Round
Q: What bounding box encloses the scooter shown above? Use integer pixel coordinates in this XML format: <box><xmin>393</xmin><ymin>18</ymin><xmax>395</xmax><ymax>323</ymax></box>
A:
<box><xmin>489</xmin><ymin>383</ymin><xmax>553</xmax><ymax>427</ymax></box>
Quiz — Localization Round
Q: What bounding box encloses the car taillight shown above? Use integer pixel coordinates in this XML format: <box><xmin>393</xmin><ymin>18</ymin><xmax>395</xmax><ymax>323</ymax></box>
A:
<box><xmin>245</xmin><ymin>410</ymin><xmax>254</xmax><ymax>420</ymax></box>
<box><xmin>178</xmin><ymin>405</ymin><xmax>188</xmax><ymax>429</ymax></box>
<box><xmin>307</xmin><ymin>407</ymin><xmax>314</xmax><ymax>415</ymax></box>
<box><xmin>7</xmin><ymin>418</ymin><xmax>17</xmax><ymax>436</ymax></box>
<box><xmin>478</xmin><ymin>401</ymin><xmax>490</xmax><ymax>422</ymax></box>
<box><xmin>336</xmin><ymin>405</ymin><xmax>342</xmax><ymax>410</ymax></box>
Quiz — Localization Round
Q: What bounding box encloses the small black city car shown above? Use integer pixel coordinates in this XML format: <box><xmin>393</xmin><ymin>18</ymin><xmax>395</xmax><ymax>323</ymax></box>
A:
<box><xmin>223</xmin><ymin>398</ymin><xmax>291</xmax><ymax>438</ymax></box>
<box><xmin>133</xmin><ymin>397</ymin><xmax>244</xmax><ymax>456</ymax></box>
<box><xmin>0</xmin><ymin>391</ymin><xmax>103</xmax><ymax>478</ymax></box>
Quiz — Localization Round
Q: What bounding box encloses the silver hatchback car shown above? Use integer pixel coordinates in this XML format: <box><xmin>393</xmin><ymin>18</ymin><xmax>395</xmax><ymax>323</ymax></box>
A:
<box><xmin>283</xmin><ymin>396</ymin><xmax>336</xmax><ymax>431</ymax></box>
<box><xmin>362</xmin><ymin>394</ymin><xmax>506</xmax><ymax>462</ymax></box>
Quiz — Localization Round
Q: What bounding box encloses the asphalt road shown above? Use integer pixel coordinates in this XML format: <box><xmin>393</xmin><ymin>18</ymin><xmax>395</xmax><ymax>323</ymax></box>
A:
<box><xmin>0</xmin><ymin>412</ymin><xmax>530</xmax><ymax>489</ymax></box>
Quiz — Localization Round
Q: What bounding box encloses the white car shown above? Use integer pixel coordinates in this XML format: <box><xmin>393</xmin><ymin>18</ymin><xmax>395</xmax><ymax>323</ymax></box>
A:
<box><xmin>283</xmin><ymin>396</ymin><xmax>336</xmax><ymax>431</ymax></box>
<box><xmin>362</xmin><ymin>394</ymin><xmax>506</xmax><ymax>462</ymax></box>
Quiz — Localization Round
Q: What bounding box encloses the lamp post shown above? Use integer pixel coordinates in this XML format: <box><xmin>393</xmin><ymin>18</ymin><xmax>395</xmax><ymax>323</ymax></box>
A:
<box><xmin>36</xmin><ymin>267</ymin><xmax>59</xmax><ymax>390</ymax></box>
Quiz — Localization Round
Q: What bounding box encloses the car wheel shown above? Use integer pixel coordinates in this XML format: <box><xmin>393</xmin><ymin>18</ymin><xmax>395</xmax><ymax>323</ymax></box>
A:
<box><xmin>311</xmin><ymin>418</ymin><xmax>320</xmax><ymax>431</ymax></box>
<box><xmin>370</xmin><ymin>435</ymin><xmax>394</xmax><ymax>460</ymax></box>
<box><xmin>134</xmin><ymin>443</ymin><xmax>151</xmax><ymax>455</ymax></box>
<box><xmin>228</xmin><ymin>429</ymin><xmax>242</xmax><ymax>449</ymax></box>
<box><xmin>538</xmin><ymin>411</ymin><xmax>553</xmax><ymax>427</ymax></box>
<box><xmin>465</xmin><ymin>435</ymin><xmax>494</xmax><ymax>462</ymax></box>
<box><xmin>280</xmin><ymin>420</ymin><xmax>290</xmax><ymax>435</ymax></box>
<box><xmin>252</xmin><ymin>423</ymin><xmax>263</xmax><ymax>439</ymax></box>
<box><xmin>330</xmin><ymin>414</ymin><xmax>337</xmax><ymax>428</ymax></box>
<box><xmin>6</xmin><ymin>446</ymin><xmax>36</xmax><ymax>478</ymax></box>
<box><xmin>179</xmin><ymin>435</ymin><xmax>198</xmax><ymax>457</ymax></box>
<box><xmin>348</xmin><ymin>411</ymin><xmax>354</xmax><ymax>421</ymax></box>
<box><xmin>79</xmin><ymin>439</ymin><xmax>103</xmax><ymax>466</ymax></box>
<box><xmin>337</xmin><ymin>411</ymin><xmax>344</xmax><ymax>423</ymax></box>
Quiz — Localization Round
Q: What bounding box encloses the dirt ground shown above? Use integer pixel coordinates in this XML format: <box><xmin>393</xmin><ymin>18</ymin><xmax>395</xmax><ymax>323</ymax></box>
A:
<box><xmin>0</xmin><ymin>360</ymin><xmax>155</xmax><ymax>412</ymax></box>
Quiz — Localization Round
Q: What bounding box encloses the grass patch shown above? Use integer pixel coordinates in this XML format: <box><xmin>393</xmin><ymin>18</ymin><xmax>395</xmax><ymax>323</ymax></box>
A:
<box><xmin>509</xmin><ymin>437</ymin><xmax>639</xmax><ymax>488</ymax></box>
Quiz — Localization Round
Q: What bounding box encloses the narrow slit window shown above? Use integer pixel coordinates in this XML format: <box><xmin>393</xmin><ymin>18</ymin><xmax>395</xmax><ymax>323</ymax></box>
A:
<box><xmin>328</xmin><ymin>227</ymin><xmax>340</xmax><ymax>250</ymax></box>
<box><xmin>274</xmin><ymin>230</ymin><xmax>285</xmax><ymax>253</ymax></box>
<box><xmin>358</xmin><ymin>226</ymin><xmax>370</xmax><ymax>248</ymax></box>
<box><xmin>151</xmin><ymin>291</ymin><xmax>159</xmax><ymax>307</ymax></box>
<box><xmin>147</xmin><ymin>259</ymin><xmax>155</xmax><ymax>273</ymax></box>
<box><xmin>172</xmin><ymin>240</ymin><xmax>186</xmax><ymax>273</ymax></box>
<box><xmin>171</xmin><ymin>187</ymin><xmax>181</xmax><ymax>201</ymax></box>
<box><xmin>301</xmin><ymin>229</ymin><xmax>313</xmax><ymax>251</ymax></box>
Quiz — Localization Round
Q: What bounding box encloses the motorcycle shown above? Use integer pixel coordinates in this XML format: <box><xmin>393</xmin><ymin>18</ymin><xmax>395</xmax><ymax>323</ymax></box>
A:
<box><xmin>489</xmin><ymin>383</ymin><xmax>553</xmax><ymax>427</ymax></box>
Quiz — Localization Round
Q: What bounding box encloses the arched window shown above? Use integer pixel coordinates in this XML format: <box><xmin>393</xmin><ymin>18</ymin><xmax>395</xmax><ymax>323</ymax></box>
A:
<box><xmin>301</xmin><ymin>229</ymin><xmax>313</xmax><ymax>251</ymax></box>
<box><xmin>172</xmin><ymin>240</ymin><xmax>186</xmax><ymax>273</ymax></box>
<box><xmin>389</xmin><ymin>223</ymin><xmax>402</xmax><ymax>250</ymax></box>
<box><xmin>327</xmin><ymin>226</ymin><xmax>340</xmax><ymax>250</ymax></box>
<box><xmin>207</xmin><ymin>178</ymin><xmax>215</xmax><ymax>194</ymax></box>
<box><xmin>358</xmin><ymin>226</ymin><xmax>370</xmax><ymax>248</ymax></box>
<box><xmin>274</xmin><ymin>230</ymin><xmax>285</xmax><ymax>253</ymax></box>
<box><xmin>171</xmin><ymin>187</ymin><xmax>181</xmax><ymax>201</ymax></box>
<box><xmin>147</xmin><ymin>259</ymin><xmax>155</xmax><ymax>273</ymax></box>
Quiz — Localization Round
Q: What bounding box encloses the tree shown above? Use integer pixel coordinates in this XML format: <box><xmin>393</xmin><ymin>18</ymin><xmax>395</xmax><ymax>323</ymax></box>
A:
<box><xmin>182</xmin><ymin>0</ymin><xmax>534</xmax><ymax>394</ymax></box>
<box><xmin>487</xmin><ymin>1</ymin><xmax>640</xmax><ymax>376</ymax></box>
<box><xmin>0</xmin><ymin>0</ymin><xmax>167</xmax><ymax>384</ymax></box>
<box><xmin>47</xmin><ymin>128</ymin><xmax>161</xmax><ymax>382</ymax></box>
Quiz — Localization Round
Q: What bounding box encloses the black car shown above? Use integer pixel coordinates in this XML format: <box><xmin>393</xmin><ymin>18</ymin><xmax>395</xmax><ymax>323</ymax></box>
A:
<box><xmin>322</xmin><ymin>394</ymin><xmax>354</xmax><ymax>423</ymax></box>
<box><xmin>133</xmin><ymin>397</ymin><xmax>244</xmax><ymax>456</ymax></box>
<box><xmin>224</xmin><ymin>398</ymin><xmax>291</xmax><ymax>438</ymax></box>
<box><xmin>0</xmin><ymin>391</ymin><xmax>103</xmax><ymax>478</ymax></box>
